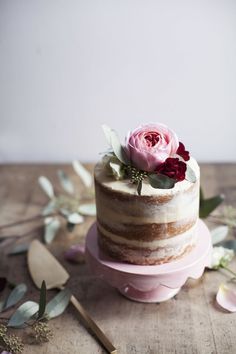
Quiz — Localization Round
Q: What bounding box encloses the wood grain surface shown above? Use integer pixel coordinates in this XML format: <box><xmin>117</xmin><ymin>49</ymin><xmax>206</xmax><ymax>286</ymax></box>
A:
<box><xmin>0</xmin><ymin>163</ymin><xmax>236</xmax><ymax>354</ymax></box>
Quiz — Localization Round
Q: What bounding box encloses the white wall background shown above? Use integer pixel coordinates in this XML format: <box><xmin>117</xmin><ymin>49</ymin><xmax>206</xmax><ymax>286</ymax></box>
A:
<box><xmin>0</xmin><ymin>0</ymin><xmax>236</xmax><ymax>163</ymax></box>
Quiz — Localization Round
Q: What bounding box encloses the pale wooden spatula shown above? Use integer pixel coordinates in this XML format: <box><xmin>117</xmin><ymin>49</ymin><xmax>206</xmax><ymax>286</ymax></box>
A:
<box><xmin>28</xmin><ymin>240</ymin><xmax>117</xmax><ymax>354</ymax></box>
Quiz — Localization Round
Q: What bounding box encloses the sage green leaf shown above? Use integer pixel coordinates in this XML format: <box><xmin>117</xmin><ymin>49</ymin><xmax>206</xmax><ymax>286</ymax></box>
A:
<box><xmin>67</xmin><ymin>213</ymin><xmax>84</xmax><ymax>224</ymax></box>
<box><xmin>185</xmin><ymin>164</ymin><xmax>197</xmax><ymax>183</ymax></box>
<box><xmin>211</xmin><ymin>226</ymin><xmax>229</xmax><ymax>245</ymax></box>
<box><xmin>219</xmin><ymin>240</ymin><xmax>236</xmax><ymax>252</ymax></box>
<box><xmin>45</xmin><ymin>288</ymin><xmax>71</xmax><ymax>319</ymax></box>
<box><xmin>102</xmin><ymin>125</ymin><xmax>129</xmax><ymax>165</ymax></box>
<box><xmin>8</xmin><ymin>243</ymin><xmax>29</xmax><ymax>256</ymax></box>
<box><xmin>57</xmin><ymin>170</ymin><xmax>74</xmax><ymax>194</ymax></box>
<box><xmin>8</xmin><ymin>301</ymin><xmax>39</xmax><ymax>328</ymax></box>
<box><xmin>149</xmin><ymin>174</ymin><xmax>176</xmax><ymax>189</ymax></box>
<box><xmin>37</xmin><ymin>281</ymin><xmax>47</xmax><ymax>320</ymax></box>
<box><xmin>109</xmin><ymin>161</ymin><xmax>124</xmax><ymax>180</ymax></box>
<box><xmin>137</xmin><ymin>180</ymin><xmax>142</xmax><ymax>196</ymax></box>
<box><xmin>72</xmin><ymin>160</ymin><xmax>92</xmax><ymax>188</ymax></box>
<box><xmin>4</xmin><ymin>283</ymin><xmax>27</xmax><ymax>310</ymax></box>
<box><xmin>44</xmin><ymin>217</ymin><xmax>61</xmax><ymax>244</ymax></box>
<box><xmin>78</xmin><ymin>203</ymin><xmax>96</xmax><ymax>216</ymax></box>
<box><xmin>38</xmin><ymin>176</ymin><xmax>54</xmax><ymax>199</ymax></box>
<box><xmin>199</xmin><ymin>194</ymin><xmax>224</xmax><ymax>218</ymax></box>
<box><xmin>42</xmin><ymin>200</ymin><xmax>57</xmax><ymax>216</ymax></box>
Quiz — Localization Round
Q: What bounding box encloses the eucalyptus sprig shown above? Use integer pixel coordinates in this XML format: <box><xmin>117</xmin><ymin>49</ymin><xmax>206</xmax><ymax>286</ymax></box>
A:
<box><xmin>0</xmin><ymin>280</ymin><xmax>71</xmax><ymax>353</ymax></box>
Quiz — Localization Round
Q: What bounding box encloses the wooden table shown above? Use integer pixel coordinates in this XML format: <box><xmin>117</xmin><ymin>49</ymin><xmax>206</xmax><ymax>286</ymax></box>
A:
<box><xmin>0</xmin><ymin>163</ymin><xmax>236</xmax><ymax>354</ymax></box>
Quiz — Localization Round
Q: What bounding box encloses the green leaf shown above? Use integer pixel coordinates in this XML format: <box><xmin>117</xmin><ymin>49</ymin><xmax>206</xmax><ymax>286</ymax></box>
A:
<box><xmin>219</xmin><ymin>240</ymin><xmax>236</xmax><ymax>252</ymax></box>
<box><xmin>37</xmin><ymin>281</ymin><xmax>47</xmax><ymax>320</ymax></box>
<box><xmin>185</xmin><ymin>164</ymin><xmax>197</xmax><ymax>183</ymax></box>
<box><xmin>149</xmin><ymin>174</ymin><xmax>176</xmax><ymax>189</ymax></box>
<box><xmin>42</xmin><ymin>200</ymin><xmax>57</xmax><ymax>216</ymax></box>
<box><xmin>57</xmin><ymin>170</ymin><xmax>74</xmax><ymax>194</ymax></box>
<box><xmin>109</xmin><ymin>161</ymin><xmax>124</xmax><ymax>180</ymax></box>
<box><xmin>78</xmin><ymin>203</ymin><xmax>96</xmax><ymax>216</ymax></box>
<box><xmin>67</xmin><ymin>213</ymin><xmax>84</xmax><ymax>224</ymax></box>
<box><xmin>38</xmin><ymin>176</ymin><xmax>54</xmax><ymax>199</ymax></box>
<box><xmin>211</xmin><ymin>226</ymin><xmax>229</xmax><ymax>245</ymax></box>
<box><xmin>8</xmin><ymin>301</ymin><xmax>39</xmax><ymax>328</ymax></box>
<box><xmin>8</xmin><ymin>243</ymin><xmax>29</xmax><ymax>256</ymax></box>
<box><xmin>137</xmin><ymin>180</ymin><xmax>142</xmax><ymax>195</ymax></box>
<box><xmin>72</xmin><ymin>160</ymin><xmax>92</xmax><ymax>188</ymax></box>
<box><xmin>4</xmin><ymin>283</ymin><xmax>27</xmax><ymax>310</ymax></box>
<box><xmin>199</xmin><ymin>194</ymin><xmax>224</xmax><ymax>218</ymax></box>
<box><xmin>102</xmin><ymin>125</ymin><xmax>129</xmax><ymax>165</ymax></box>
<box><xmin>45</xmin><ymin>288</ymin><xmax>71</xmax><ymax>319</ymax></box>
<box><xmin>44</xmin><ymin>217</ymin><xmax>61</xmax><ymax>244</ymax></box>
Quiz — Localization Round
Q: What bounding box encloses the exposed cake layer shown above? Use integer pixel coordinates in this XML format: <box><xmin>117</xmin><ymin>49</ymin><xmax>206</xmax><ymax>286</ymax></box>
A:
<box><xmin>94</xmin><ymin>157</ymin><xmax>200</xmax><ymax>265</ymax></box>
<box><xmin>98</xmin><ymin>225</ymin><xmax>197</xmax><ymax>265</ymax></box>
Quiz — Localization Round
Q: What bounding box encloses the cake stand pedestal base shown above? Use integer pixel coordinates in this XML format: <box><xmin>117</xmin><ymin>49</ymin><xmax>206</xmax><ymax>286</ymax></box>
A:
<box><xmin>85</xmin><ymin>220</ymin><xmax>212</xmax><ymax>303</ymax></box>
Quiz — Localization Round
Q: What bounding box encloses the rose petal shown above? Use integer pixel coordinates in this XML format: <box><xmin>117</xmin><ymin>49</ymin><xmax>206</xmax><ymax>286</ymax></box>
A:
<box><xmin>64</xmin><ymin>244</ymin><xmax>85</xmax><ymax>264</ymax></box>
<box><xmin>216</xmin><ymin>283</ymin><xmax>236</xmax><ymax>312</ymax></box>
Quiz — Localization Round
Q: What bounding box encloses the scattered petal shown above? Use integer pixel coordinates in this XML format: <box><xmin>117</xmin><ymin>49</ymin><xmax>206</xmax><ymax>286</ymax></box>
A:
<box><xmin>211</xmin><ymin>226</ymin><xmax>229</xmax><ymax>245</ymax></box>
<box><xmin>38</xmin><ymin>176</ymin><xmax>54</xmax><ymax>199</ymax></box>
<box><xmin>208</xmin><ymin>246</ymin><xmax>234</xmax><ymax>270</ymax></box>
<box><xmin>64</xmin><ymin>244</ymin><xmax>85</xmax><ymax>264</ymax></box>
<box><xmin>216</xmin><ymin>283</ymin><xmax>236</xmax><ymax>312</ymax></box>
<box><xmin>72</xmin><ymin>161</ymin><xmax>92</xmax><ymax>188</ymax></box>
<box><xmin>78</xmin><ymin>204</ymin><xmax>96</xmax><ymax>216</ymax></box>
<box><xmin>57</xmin><ymin>170</ymin><xmax>74</xmax><ymax>194</ymax></box>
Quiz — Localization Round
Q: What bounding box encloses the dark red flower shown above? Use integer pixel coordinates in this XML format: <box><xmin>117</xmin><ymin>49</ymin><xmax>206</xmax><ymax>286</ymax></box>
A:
<box><xmin>156</xmin><ymin>157</ymin><xmax>187</xmax><ymax>181</ymax></box>
<box><xmin>177</xmin><ymin>142</ymin><xmax>190</xmax><ymax>161</ymax></box>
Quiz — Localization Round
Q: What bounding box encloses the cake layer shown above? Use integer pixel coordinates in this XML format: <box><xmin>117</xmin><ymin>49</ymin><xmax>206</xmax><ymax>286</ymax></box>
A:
<box><xmin>94</xmin><ymin>157</ymin><xmax>200</xmax><ymax>265</ymax></box>
<box><xmin>98</xmin><ymin>227</ymin><xmax>197</xmax><ymax>265</ymax></box>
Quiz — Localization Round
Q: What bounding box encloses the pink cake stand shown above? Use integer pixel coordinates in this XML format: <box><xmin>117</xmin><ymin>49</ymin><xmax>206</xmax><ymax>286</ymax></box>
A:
<box><xmin>85</xmin><ymin>220</ymin><xmax>212</xmax><ymax>303</ymax></box>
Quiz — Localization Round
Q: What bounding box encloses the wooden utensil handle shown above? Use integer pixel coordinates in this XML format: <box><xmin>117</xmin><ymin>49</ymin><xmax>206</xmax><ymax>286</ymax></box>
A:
<box><xmin>70</xmin><ymin>294</ymin><xmax>117</xmax><ymax>354</ymax></box>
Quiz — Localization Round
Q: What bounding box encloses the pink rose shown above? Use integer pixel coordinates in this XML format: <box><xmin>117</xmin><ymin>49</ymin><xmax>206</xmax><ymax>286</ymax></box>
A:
<box><xmin>125</xmin><ymin>123</ymin><xmax>179</xmax><ymax>172</ymax></box>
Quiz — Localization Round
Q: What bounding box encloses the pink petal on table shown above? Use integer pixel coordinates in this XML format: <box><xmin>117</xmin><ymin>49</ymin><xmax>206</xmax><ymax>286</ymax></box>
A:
<box><xmin>216</xmin><ymin>283</ymin><xmax>236</xmax><ymax>312</ymax></box>
<box><xmin>64</xmin><ymin>244</ymin><xmax>85</xmax><ymax>264</ymax></box>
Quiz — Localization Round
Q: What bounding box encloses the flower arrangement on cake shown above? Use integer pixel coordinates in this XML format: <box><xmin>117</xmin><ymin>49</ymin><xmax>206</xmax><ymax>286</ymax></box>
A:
<box><xmin>101</xmin><ymin>123</ymin><xmax>196</xmax><ymax>195</ymax></box>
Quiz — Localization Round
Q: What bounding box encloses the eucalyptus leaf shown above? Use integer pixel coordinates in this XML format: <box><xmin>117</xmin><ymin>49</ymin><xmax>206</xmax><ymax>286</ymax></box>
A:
<box><xmin>45</xmin><ymin>288</ymin><xmax>71</xmax><ymax>319</ymax></box>
<box><xmin>211</xmin><ymin>226</ymin><xmax>229</xmax><ymax>245</ymax></box>
<box><xmin>8</xmin><ymin>243</ymin><xmax>29</xmax><ymax>256</ymax></box>
<box><xmin>78</xmin><ymin>203</ymin><xmax>96</xmax><ymax>216</ymax></box>
<box><xmin>185</xmin><ymin>164</ymin><xmax>197</xmax><ymax>183</ymax></box>
<box><xmin>44</xmin><ymin>217</ymin><xmax>61</xmax><ymax>244</ymax></box>
<box><xmin>109</xmin><ymin>161</ymin><xmax>124</xmax><ymax>180</ymax></box>
<box><xmin>57</xmin><ymin>170</ymin><xmax>74</xmax><ymax>194</ymax></box>
<box><xmin>4</xmin><ymin>283</ymin><xmax>27</xmax><ymax>310</ymax></box>
<box><xmin>149</xmin><ymin>174</ymin><xmax>176</xmax><ymax>189</ymax></box>
<box><xmin>37</xmin><ymin>281</ymin><xmax>47</xmax><ymax>320</ymax></box>
<box><xmin>102</xmin><ymin>125</ymin><xmax>129</xmax><ymax>165</ymax></box>
<box><xmin>8</xmin><ymin>301</ymin><xmax>39</xmax><ymax>328</ymax></box>
<box><xmin>137</xmin><ymin>180</ymin><xmax>142</xmax><ymax>195</ymax></box>
<box><xmin>67</xmin><ymin>213</ymin><xmax>84</xmax><ymax>224</ymax></box>
<box><xmin>72</xmin><ymin>160</ymin><xmax>92</xmax><ymax>188</ymax></box>
<box><xmin>199</xmin><ymin>194</ymin><xmax>224</xmax><ymax>218</ymax></box>
<box><xmin>38</xmin><ymin>176</ymin><xmax>54</xmax><ymax>199</ymax></box>
<box><xmin>219</xmin><ymin>240</ymin><xmax>236</xmax><ymax>252</ymax></box>
<box><xmin>42</xmin><ymin>200</ymin><xmax>57</xmax><ymax>216</ymax></box>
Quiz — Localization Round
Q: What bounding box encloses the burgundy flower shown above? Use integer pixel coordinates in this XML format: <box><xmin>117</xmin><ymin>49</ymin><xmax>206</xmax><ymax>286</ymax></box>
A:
<box><xmin>177</xmin><ymin>142</ymin><xmax>190</xmax><ymax>161</ymax></box>
<box><xmin>156</xmin><ymin>157</ymin><xmax>187</xmax><ymax>181</ymax></box>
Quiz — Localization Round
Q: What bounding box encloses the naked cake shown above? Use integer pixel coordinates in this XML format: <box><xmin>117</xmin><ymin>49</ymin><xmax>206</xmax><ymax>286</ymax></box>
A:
<box><xmin>94</xmin><ymin>123</ymin><xmax>199</xmax><ymax>265</ymax></box>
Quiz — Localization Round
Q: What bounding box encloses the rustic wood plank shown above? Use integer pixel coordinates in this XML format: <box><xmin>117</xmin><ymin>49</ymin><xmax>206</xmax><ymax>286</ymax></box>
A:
<box><xmin>0</xmin><ymin>163</ymin><xmax>235</xmax><ymax>354</ymax></box>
